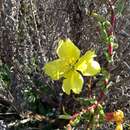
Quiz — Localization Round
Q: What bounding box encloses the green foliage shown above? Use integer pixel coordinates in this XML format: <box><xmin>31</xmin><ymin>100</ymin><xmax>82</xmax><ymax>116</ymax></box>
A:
<box><xmin>115</xmin><ymin>0</ymin><xmax>125</xmax><ymax>16</ymax></box>
<box><xmin>77</xmin><ymin>97</ymin><xmax>96</xmax><ymax>106</ymax></box>
<box><xmin>59</xmin><ymin>115</ymin><xmax>72</xmax><ymax>120</ymax></box>
<box><xmin>23</xmin><ymin>86</ymin><xmax>38</xmax><ymax>103</ymax></box>
<box><xmin>0</xmin><ymin>62</ymin><xmax>11</xmax><ymax>89</ymax></box>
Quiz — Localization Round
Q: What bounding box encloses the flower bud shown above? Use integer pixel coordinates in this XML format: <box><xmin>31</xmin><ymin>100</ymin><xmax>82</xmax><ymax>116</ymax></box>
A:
<box><xmin>104</xmin><ymin>78</ymin><xmax>109</xmax><ymax>85</ymax></box>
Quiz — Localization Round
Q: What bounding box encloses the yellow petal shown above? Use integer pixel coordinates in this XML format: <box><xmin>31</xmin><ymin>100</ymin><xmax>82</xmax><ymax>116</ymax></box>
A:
<box><xmin>82</xmin><ymin>60</ymin><xmax>101</xmax><ymax>76</ymax></box>
<box><xmin>115</xmin><ymin>123</ymin><xmax>123</xmax><ymax>130</ymax></box>
<box><xmin>56</xmin><ymin>39</ymin><xmax>80</xmax><ymax>63</ymax></box>
<box><xmin>62</xmin><ymin>71</ymin><xmax>83</xmax><ymax>95</ymax></box>
<box><xmin>44</xmin><ymin>59</ymin><xmax>68</xmax><ymax>80</ymax></box>
<box><xmin>76</xmin><ymin>50</ymin><xmax>100</xmax><ymax>76</ymax></box>
<box><xmin>113</xmin><ymin>110</ymin><xmax>124</xmax><ymax>123</ymax></box>
<box><xmin>75</xmin><ymin>50</ymin><xmax>96</xmax><ymax>71</ymax></box>
<box><xmin>62</xmin><ymin>77</ymin><xmax>71</xmax><ymax>95</ymax></box>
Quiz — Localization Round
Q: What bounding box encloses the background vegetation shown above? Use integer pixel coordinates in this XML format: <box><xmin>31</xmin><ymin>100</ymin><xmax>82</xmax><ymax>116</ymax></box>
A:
<box><xmin>0</xmin><ymin>0</ymin><xmax>130</xmax><ymax>129</ymax></box>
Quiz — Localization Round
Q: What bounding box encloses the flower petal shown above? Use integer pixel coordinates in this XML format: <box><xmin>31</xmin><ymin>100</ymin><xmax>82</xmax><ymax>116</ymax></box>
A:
<box><xmin>62</xmin><ymin>71</ymin><xmax>83</xmax><ymax>95</ymax></box>
<box><xmin>115</xmin><ymin>123</ymin><xmax>123</xmax><ymax>130</ymax></box>
<box><xmin>44</xmin><ymin>59</ymin><xmax>68</xmax><ymax>80</ymax></box>
<box><xmin>56</xmin><ymin>39</ymin><xmax>80</xmax><ymax>63</ymax></box>
<box><xmin>82</xmin><ymin>60</ymin><xmax>101</xmax><ymax>76</ymax></box>
<box><xmin>62</xmin><ymin>77</ymin><xmax>71</xmax><ymax>95</ymax></box>
<box><xmin>75</xmin><ymin>50</ymin><xmax>96</xmax><ymax>70</ymax></box>
<box><xmin>113</xmin><ymin>110</ymin><xmax>124</xmax><ymax>123</ymax></box>
<box><xmin>75</xmin><ymin>50</ymin><xmax>100</xmax><ymax>76</ymax></box>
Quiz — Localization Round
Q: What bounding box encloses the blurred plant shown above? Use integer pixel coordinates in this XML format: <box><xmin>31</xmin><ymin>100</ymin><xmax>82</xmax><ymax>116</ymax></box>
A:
<box><xmin>0</xmin><ymin>61</ymin><xmax>11</xmax><ymax>89</ymax></box>
<box><xmin>105</xmin><ymin>110</ymin><xmax>124</xmax><ymax>130</ymax></box>
<box><xmin>23</xmin><ymin>86</ymin><xmax>38</xmax><ymax>104</ymax></box>
<box><xmin>115</xmin><ymin>0</ymin><xmax>126</xmax><ymax>17</ymax></box>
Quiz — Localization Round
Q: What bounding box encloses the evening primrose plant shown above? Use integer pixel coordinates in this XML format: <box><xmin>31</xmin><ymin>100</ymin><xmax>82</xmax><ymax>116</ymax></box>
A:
<box><xmin>44</xmin><ymin>38</ymin><xmax>101</xmax><ymax>95</ymax></box>
<box><xmin>43</xmin><ymin>1</ymin><xmax>126</xmax><ymax>130</ymax></box>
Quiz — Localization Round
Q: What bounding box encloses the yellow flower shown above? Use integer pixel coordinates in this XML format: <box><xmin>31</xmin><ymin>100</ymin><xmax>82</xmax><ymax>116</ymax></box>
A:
<box><xmin>115</xmin><ymin>123</ymin><xmax>123</xmax><ymax>130</ymax></box>
<box><xmin>113</xmin><ymin>110</ymin><xmax>124</xmax><ymax>130</ymax></box>
<box><xmin>44</xmin><ymin>39</ymin><xmax>101</xmax><ymax>95</ymax></box>
<box><xmin>113</xmin><ymin>110</ymin><xmax>124</xmax><ymax>123</ymax></box>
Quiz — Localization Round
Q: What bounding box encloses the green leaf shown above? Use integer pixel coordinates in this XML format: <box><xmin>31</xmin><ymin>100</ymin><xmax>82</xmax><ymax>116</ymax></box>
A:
<box><xmin>103</xmin><ymin>51</ymin><xmax>112</xmax><ymax>63</ymax></box>
<box><xmin>0</xmin><ymin>64</ymin><xmax>11</xmax><ymax>88</ymax></box>
<box><xmin>71</xmin><ymin>116</ymin><xmax>81</xmax><ymax>126</ymax></box>
<box><xmin>92</xmin><ymin>13</ymin><xmax>107</xmax><ymax>23</ymax></box>
<box><xmin>113</xmin><ymin>42</ymin><xmax>119</xmax><ymax>49</ymax></box>
<box><xmin>77</xmin><ymin>97</ymin><xmax>96</xmax><ymax>106</ymax></box>
<box><xmin>107</xmin><ymin>35</ymin><xmax>114</xmax><ymax>43</ymax></box>
<box><xmin>103</xmin><ymin>21</ymin><xmax>111</xmax><ymax>28</ymax></box>
<box><xmin>59</xmin><ymin>114</ymin><xmax>71</xmax><ymax>120</ymax></box>
<box><xmin>100</xmin><ymin>29</ymin><xmax>108</xmax><ymax>42</ymax></box>
<box><xmin>101</xmin><ymin>68</ymin><xmax>110</xmax><ymax>79</ymax></box>
<box><xmin>99</xmin><ymin>110</ymin><xmax>105</xmax><ymax>118</ymax></box>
